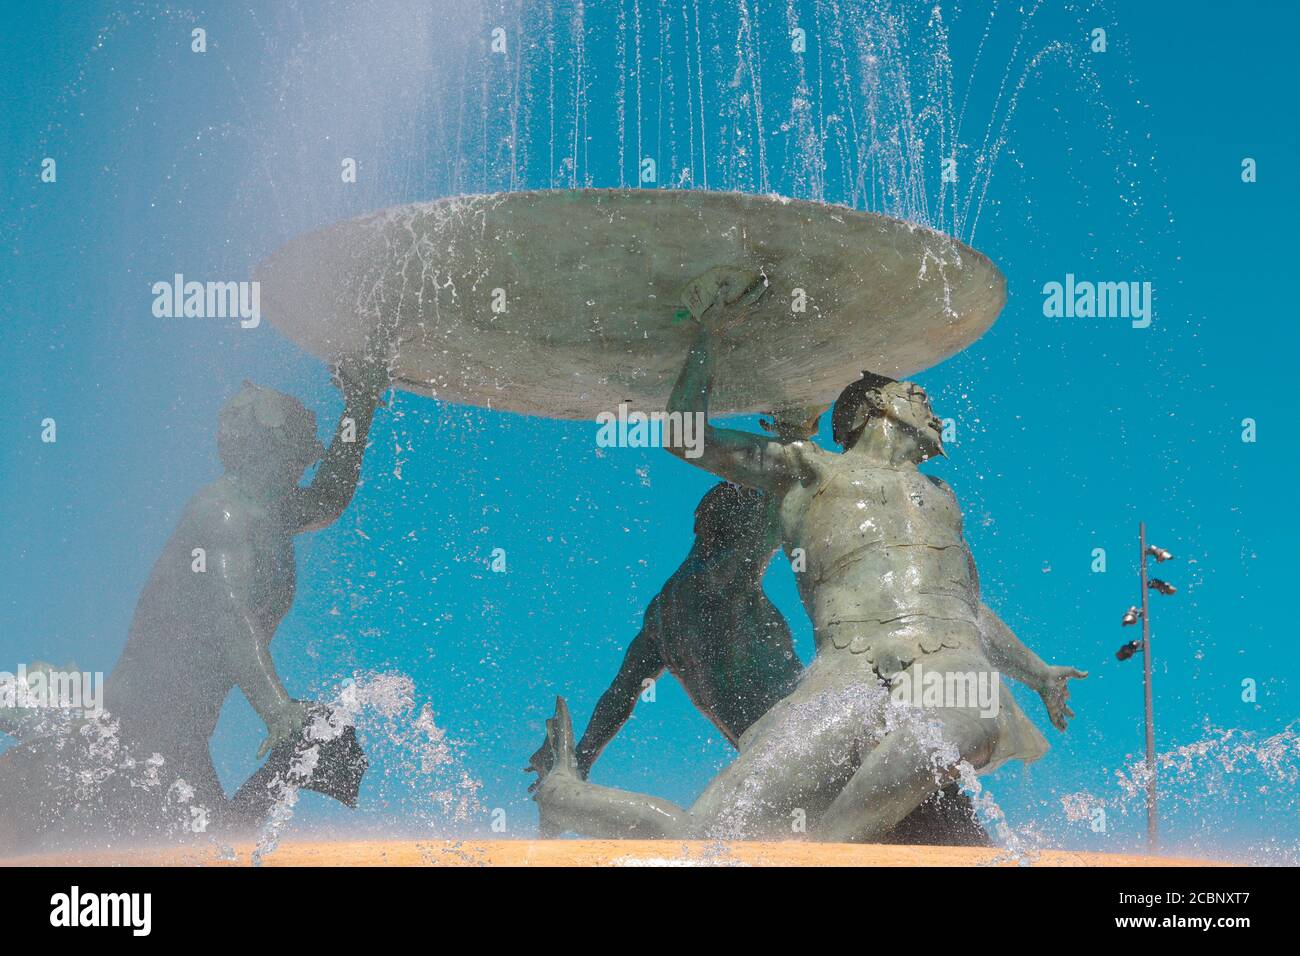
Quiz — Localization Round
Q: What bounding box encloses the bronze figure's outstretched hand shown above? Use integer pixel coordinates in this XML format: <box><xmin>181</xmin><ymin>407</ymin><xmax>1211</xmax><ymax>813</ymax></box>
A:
<box><xmin>1036</xmin><ymin>665</ymin><xmax>1088</xmax><ymax>731</ymax></box>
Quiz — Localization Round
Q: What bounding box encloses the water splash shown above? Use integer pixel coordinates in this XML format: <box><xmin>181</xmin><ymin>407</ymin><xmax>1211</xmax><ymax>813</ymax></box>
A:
<box><xmin>251</xmin><ymin>671</ymin><xmax>481</xmax><ymax>864</ymax></box>
<box><xmin>0</xmin><ymin>668</ymin><xmax>480</xmax><ymax>861</ymax></box>
<box><xmin>882</xmin><ymin>693</ymin><xmax>1044</xmax><ymax>865</ymax></box>
<box><xmin>698</xmin><ymin>669</ymin><xmax>1037</xmax><ymax>859</ymax></box>
<box><xmin>1061</xmin><ymin>723</ymin><xmax>1300</xmax><ymax>864</ymax></box>
<box><xmin>0</xmin><ymin>710</ymin><xmax>214</xmax><ymax>856</ymax></box>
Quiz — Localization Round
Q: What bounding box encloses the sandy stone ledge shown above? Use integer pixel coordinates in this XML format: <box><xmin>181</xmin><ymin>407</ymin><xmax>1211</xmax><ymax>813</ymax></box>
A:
<box><xmin>2</xmin><ymin>839</ymin><xmax>1227</xmax><ymax>868</ymax></box>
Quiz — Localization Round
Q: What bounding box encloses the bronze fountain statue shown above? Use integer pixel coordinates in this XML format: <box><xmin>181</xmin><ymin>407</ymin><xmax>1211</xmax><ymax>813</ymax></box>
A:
<box><xmin>0</xmin><ymin>189</ymin><xmax>1085</xmax><ymax>855</ymax></box>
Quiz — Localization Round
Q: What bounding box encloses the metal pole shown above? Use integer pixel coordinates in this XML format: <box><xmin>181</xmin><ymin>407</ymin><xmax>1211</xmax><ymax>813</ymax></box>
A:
<box><xmin>1139</xmin><ymin>522</ymin><xmax>1157</xmax><ymax>852</ymax></box>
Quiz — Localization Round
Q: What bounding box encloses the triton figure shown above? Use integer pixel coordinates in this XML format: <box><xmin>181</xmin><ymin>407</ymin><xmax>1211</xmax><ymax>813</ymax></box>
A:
<box><xmin>552</xmin><ymin>404</ymin><xmax>989</xmax><ymax>844</ymax></box>
<box><xmin>0</xmin><ymin>353</ymin><xmax>388</xmax><ymax>852</ymax></box>
<box><xmin>530</xmin><ymin>269</ymin><xmax>1086</xmax><ymax>842</ymax></box>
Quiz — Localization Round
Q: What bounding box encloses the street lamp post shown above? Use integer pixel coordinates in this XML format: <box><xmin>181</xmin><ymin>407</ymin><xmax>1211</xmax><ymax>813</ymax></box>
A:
<box><xmin>1138</xmin><ymin>523</ymin><xmax>1157</xmax><ymax>852</ymax></box>
<box><xmin>1116</xmin><ymin>522</ymin><xmax>1175</xmax><ymax>855</ymax></box>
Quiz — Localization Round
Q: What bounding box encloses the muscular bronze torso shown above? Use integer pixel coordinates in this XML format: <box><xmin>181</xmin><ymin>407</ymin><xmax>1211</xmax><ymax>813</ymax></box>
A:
<box><xmin>648</xmin><ymin>547</ymin><xmax>801</xmax><ymax>747</ymax></box>
<box><xmin>106</xmin><ymin>478</ymin><xmax>301</xmax><ymax>751</ymax></box>
<box><xmin>780</xmin><ymin>444</ymin><xmax>980</xmax><ymax>670</ymax></box>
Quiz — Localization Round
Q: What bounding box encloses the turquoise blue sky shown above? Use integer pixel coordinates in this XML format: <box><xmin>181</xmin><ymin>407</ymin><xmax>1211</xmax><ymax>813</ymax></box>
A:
<box><xmin>1</xmin><ymin>1</ymin><xmax>1296</xmax><ymax>860</ymax></box>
